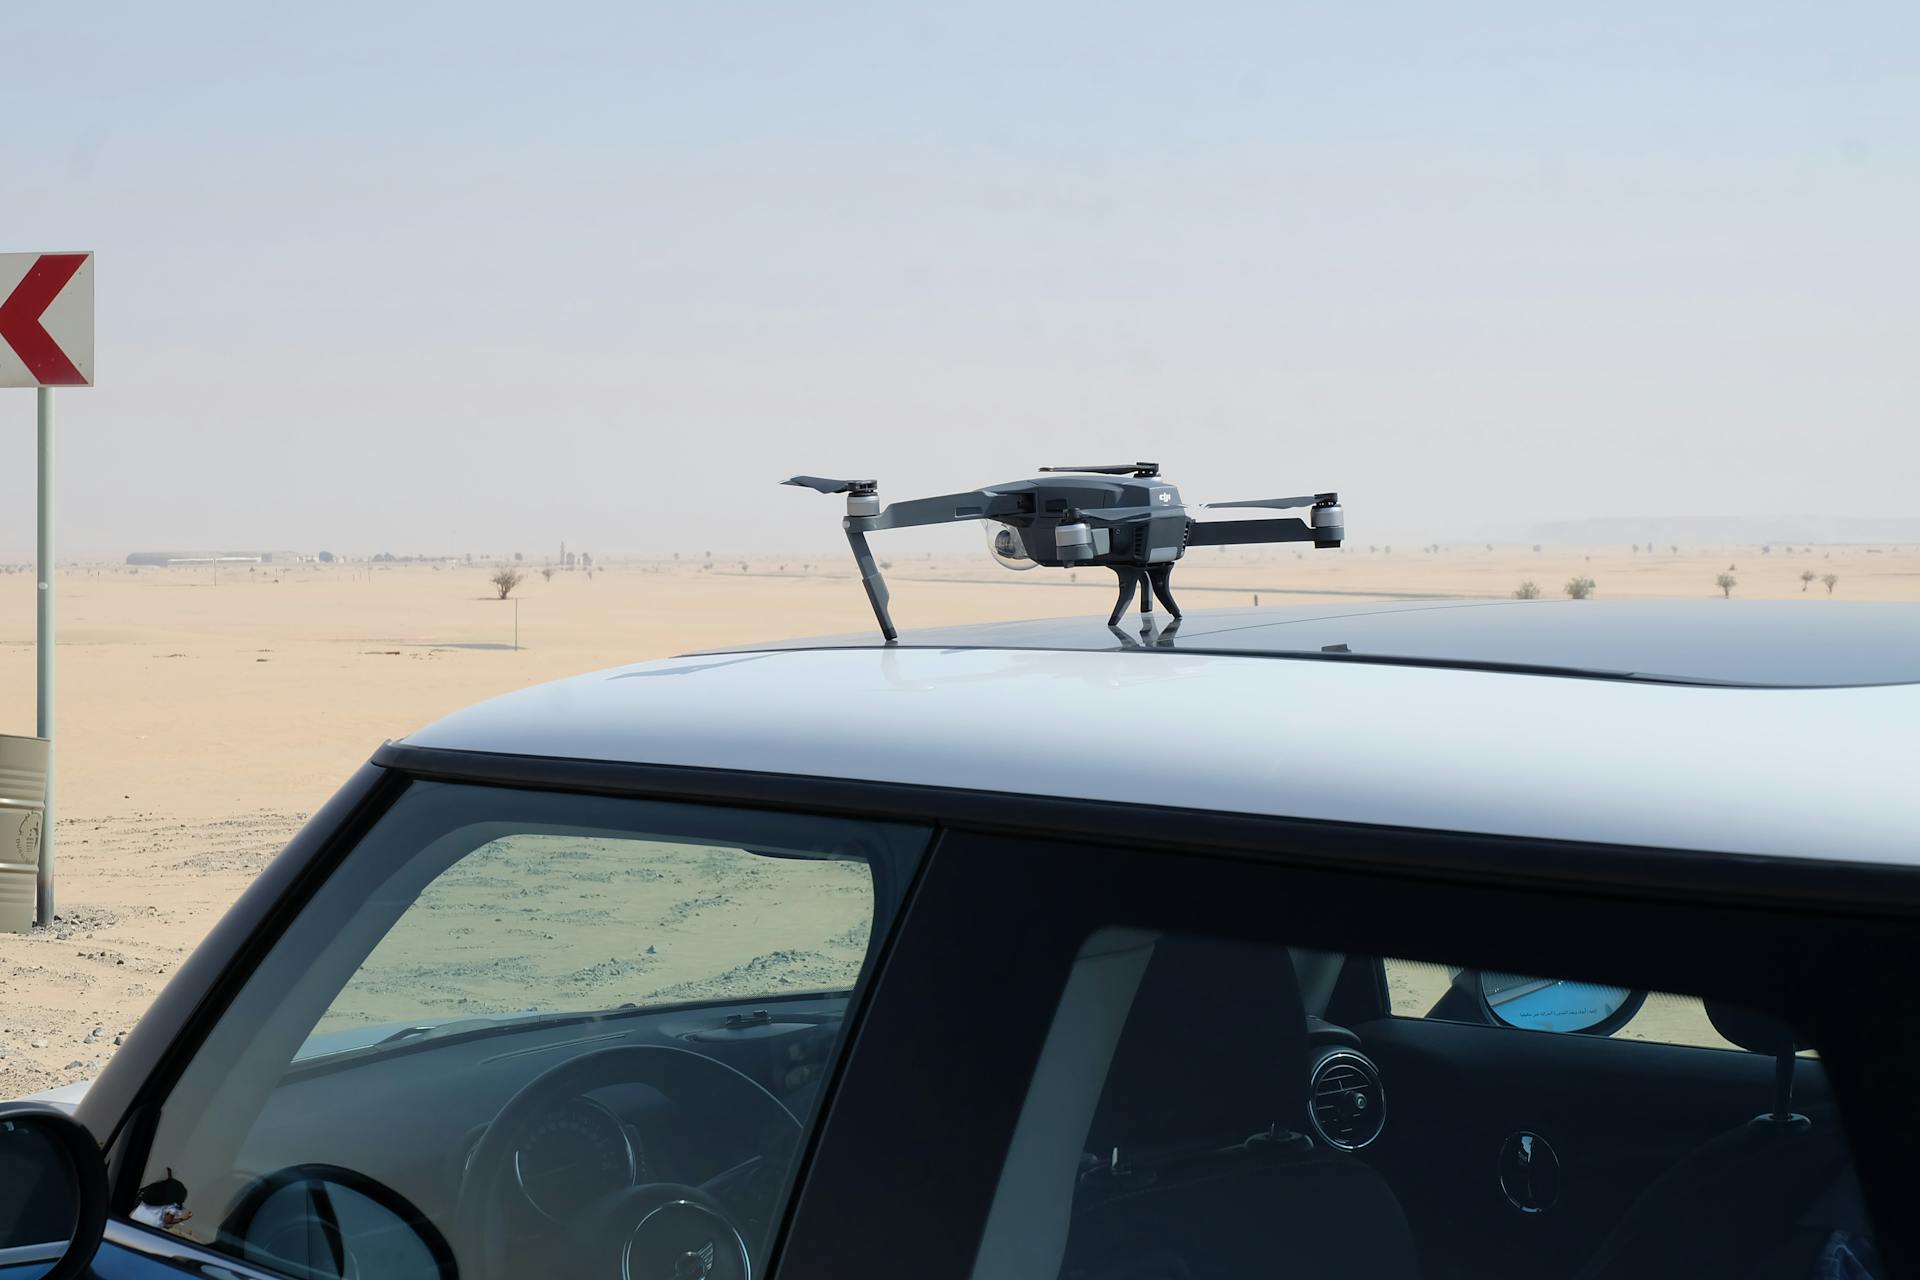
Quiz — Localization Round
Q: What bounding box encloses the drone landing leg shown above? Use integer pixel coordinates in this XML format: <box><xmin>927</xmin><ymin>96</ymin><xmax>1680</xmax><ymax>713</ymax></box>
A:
<box><xmin>844</xmin><ymin>528</ymin><xmax>898</xmax><ymax>642</ymax></box>
<box><xmin>1147</xmin><ymin>564</ymin><xmax>1182</xmax><ymax>619</ymax></box>
<box><xmin>1107</xmin><ymin>567</ymin><xmax>1148</xmax><ymax>627</ymax></box>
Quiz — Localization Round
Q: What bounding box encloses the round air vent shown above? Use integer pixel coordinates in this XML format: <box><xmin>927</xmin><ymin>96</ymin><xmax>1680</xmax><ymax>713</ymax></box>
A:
<box><xmin>1307</xmin><ymin>1049</ymin><xmax>1386</xmax><ymax>1150</ymax></box>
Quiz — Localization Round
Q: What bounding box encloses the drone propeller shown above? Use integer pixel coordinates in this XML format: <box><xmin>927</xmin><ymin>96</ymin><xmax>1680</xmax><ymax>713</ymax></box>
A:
<box><xmin>783</xmin><ymin>475</ymin><xmax>875</xmax><ymax>495</ymax></box>
<box><xmin>1038</xmin><ymin>462</ymin><xmax>1161</xmax><ymax>478</ymax></box>
<box><xmin>1203</xmin><ymin>494</ymin><xmax>1326</xmax><ymax>511</ymax></box>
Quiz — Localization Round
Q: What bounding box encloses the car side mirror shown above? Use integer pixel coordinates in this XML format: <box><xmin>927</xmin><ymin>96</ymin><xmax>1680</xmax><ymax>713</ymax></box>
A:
<box><xmin>0</xmin><ymin>1103</ymin><xmax>108</xmax><ymax>1280</ymax></box>
<box><xmin>1477</xmin><ymin>971</ymin><xmax>1647</xmax><ymax>1035</ymax></box>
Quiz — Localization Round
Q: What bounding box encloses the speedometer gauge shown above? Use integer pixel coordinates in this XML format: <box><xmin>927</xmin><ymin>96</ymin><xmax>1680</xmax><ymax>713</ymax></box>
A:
<box><xmin>512</xmin><ymin>1099</ymin><xmax>638</xmax><ymax>1221</ymax></box>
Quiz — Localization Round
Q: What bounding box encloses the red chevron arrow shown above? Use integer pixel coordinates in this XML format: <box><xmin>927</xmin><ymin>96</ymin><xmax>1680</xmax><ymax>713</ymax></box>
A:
<box><xmin>0</xmin><ymin>254</ymin><xmax>88</xmax><ymax>385</ymax></box>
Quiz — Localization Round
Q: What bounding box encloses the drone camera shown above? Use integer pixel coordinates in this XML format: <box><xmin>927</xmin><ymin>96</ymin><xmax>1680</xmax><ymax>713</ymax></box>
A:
<box><xmin>986</xmin><ymin>524</ymin><xmax>1038</xmax><ymax>571</ymax></box>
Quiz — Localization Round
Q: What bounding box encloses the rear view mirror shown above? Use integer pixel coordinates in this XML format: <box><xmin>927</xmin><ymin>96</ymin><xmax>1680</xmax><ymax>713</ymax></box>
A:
<box><xmin>0</xmin><ymin>1103</ymin><xmax>108</xmax><ymax>1280</ymax></box>
<box><xmin>1478</xmin><ymin>972</ymin><xmax>1646</xmax><ymax>1035</ymax></box>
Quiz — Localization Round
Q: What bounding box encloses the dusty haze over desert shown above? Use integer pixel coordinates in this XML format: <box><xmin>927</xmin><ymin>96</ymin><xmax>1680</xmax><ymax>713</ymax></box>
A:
<box><xmin>0</xmin><ymin>542</ymin><xmax>1913</xmax><ymax>1095</ymax></box>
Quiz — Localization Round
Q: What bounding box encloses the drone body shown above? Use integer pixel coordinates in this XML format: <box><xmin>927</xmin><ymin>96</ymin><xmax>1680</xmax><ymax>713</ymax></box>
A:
<box><xmin>784</xmin><ymin>463</ymin><xmax>1343</xmax><ymax>640</ymax></box>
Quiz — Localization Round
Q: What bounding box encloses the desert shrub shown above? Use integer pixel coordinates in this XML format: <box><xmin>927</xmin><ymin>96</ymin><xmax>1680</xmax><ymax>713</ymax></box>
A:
<box><xmin>1822</xmin><ymin>573</ymin><xmax>1839</xmax><ymax>595</ymax></box>
<box><xmin>491</xmin><ymin>568</ymin><xmax>524</xmax><ymax>599</ymax></box>
<box><xmin>542</xmin><ymin>568</ymin><xmax>556</xmax><ymax>582</ymax></box>
<box><xmin>1800</xmin><ymin>569</ymin><xmax>1816</xmax><ymax>592</ymax></box>
<box><xmin>1514</xmin><ymin>580</ymin><xmax>1542</xmax><ymax>599</ymax></box>
<box><xmin>1715</xmin><ymin>573</ymin><xmax>1736</xmax><ymax>598</ymax></box>
<box><xmin>1564</xmin><ymin>576</ymin><xmax>1595</xmax><ymax>600</ymax></box>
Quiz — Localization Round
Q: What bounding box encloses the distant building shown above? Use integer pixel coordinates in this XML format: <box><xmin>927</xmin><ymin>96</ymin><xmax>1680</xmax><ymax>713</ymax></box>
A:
<box><xmin>124</xmin><ymin>550</ymin><xmax>301</xmax><ymax>566</ymax></box>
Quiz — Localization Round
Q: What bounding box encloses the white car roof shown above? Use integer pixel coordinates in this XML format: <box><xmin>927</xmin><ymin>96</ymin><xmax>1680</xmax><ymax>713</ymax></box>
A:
<box><xmin>402</xmin><ymin>602</ymin><xmax>1920</xmax><ymax>867</ymax></box>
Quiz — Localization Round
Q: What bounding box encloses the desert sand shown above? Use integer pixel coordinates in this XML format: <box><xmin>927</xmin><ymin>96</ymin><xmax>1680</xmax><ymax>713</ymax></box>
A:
<box><xmin>1</xmin><ymin>541</ymin><xmax>1913</xmax><ymax>1094</ymax></box>
<box><xmin>314</xmin><ymin>834</ymin><xmax>875</xmax><ymax>1037</ymax></box>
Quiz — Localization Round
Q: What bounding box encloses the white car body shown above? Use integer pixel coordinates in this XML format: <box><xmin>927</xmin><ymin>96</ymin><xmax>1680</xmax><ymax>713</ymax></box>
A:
<box><xmin>408</xmin><ymin>600</ymin><xmax>1920</xmax><ymax>865</ymax></box>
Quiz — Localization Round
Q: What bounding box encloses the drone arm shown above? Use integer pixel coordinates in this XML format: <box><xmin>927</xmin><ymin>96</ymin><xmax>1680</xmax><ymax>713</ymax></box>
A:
<box><xmin>833</xmin><ymin>488</ymin><xmax>1028</xmax><ymax>642</ymax></box>
<box><xmin>1185</xmin><ymin>517</ymin><xmax>1325</xmax><ymax>548</ymax></box>
<box><xmin>864</xmin><ymin>489</ymin><xmax>1028</xmax><ymax>532</ymax></box>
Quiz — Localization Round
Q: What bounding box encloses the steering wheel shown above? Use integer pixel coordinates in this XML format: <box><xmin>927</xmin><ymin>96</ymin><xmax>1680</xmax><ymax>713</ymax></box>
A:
<box><xmin>221</xmin><ymin>1162</ymin><xmax>457</xmax><ymax>1280</ymax></box>
<box><xmin>456</xmin><ymin>1045</ymin><xmax>802</xmax><ymax>1280</ymax></box>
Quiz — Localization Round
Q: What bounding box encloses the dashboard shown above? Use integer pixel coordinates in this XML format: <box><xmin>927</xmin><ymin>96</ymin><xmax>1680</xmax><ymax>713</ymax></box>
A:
<box><xmin>485</xmin><ymin>1006</ymin><xmax>844</xmax><ymax>1231</ymax></box>
<box><xmin>224</xmin><ymin>994</ymin><xmax>852</xmax><ymax>1255</ymax></box>
<box><xmin>509</xmin><ymin>1097</ymin><xmax>640</xmax><ymax>1221</ymax></box>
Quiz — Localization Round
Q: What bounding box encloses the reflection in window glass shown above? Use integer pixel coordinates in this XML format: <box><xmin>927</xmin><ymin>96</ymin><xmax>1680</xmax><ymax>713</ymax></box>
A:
<box><xmin>1384</xmin><ymin>956</ymin><xmax>1740</xmax><ymax>1050</ymax></box>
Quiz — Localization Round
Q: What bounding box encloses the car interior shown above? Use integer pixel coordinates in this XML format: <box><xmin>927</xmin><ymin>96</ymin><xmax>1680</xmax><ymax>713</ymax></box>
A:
<box><xmin>133</xmin><ymin>925</ymin><xmax>1881</xmax><ymax>1280</ymax></box>
<box><xmin>122</xmin><ymin>783</ymin><xmax>1882</xmax><ymax>1280</ymax></box>
<box><xmin>140</xmin><ymin>987</ymin><xmax>863</xmax><ymax>1280</ymax></box>
<box><xmin>129</xmin><ymin>784</ymin><xmax>930</xmax><ymax>1280</ymax></box>
<box><xmin>973</xmin><ymin>928</ymin><xmax>1878</xmax><ymax>1280</ymax></box>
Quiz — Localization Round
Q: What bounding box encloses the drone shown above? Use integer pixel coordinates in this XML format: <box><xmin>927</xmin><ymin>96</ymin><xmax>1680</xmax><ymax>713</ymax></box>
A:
<box><xmin>783</xmin><ymin>462</ymin><xmax>1344</xmax><ymax>640</ymax></box>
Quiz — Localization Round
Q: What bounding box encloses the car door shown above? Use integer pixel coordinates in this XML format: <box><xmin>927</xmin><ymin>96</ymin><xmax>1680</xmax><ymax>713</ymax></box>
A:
<box><xmin>82</xmin><ymin>777</ymin><xmax>933</xmax><ymax>1280</ymax></box>
<box><xmin>779</xmin><ymin>825</ymin><xmax>1920</xmax><ymax>1280</ymax></box>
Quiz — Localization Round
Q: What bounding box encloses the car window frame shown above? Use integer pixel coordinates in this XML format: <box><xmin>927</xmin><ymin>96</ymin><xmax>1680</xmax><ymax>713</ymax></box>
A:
<box><xmin>101</xmin><ymin>776</ymin><xmax>934</xmax><ymax>1280</ymax></box>
<box><xmin>82</xmin><ymin>743</ymin><xmax>1920</xmax><ymax>1280</ymax></box>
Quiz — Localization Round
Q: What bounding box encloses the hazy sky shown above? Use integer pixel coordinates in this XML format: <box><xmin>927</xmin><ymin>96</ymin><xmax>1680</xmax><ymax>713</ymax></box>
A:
<box><xmin>1</xmin><ymin>2</ymin><xmax>1913</xmax><ymax>558</ymax></box>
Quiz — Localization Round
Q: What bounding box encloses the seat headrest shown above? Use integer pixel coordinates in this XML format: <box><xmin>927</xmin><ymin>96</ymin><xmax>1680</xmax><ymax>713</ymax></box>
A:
<box><xmin>1705</xmin><ymin>1001</ymin><xmax>1804</xmax><ymax>1057</ymax></box>
<box><xmin>1086</xmin><ymin>932</ymin><xmax>1310</xmax><ymax>1158</ymax></box>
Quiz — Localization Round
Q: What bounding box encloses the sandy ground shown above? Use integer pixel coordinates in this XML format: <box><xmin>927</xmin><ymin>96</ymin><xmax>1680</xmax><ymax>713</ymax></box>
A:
<box><xmin>314</xmin><ymin>835</ymin><xmax>873</xmax><ymax>1037</ymax></box>
<box><xmin>1</xmin><ymin>542</ymin><xmax>1913</xmax><ymax>1094</ymax></box>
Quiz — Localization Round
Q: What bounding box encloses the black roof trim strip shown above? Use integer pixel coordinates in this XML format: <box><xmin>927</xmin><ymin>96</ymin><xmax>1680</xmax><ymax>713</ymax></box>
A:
<box><xmin>680</xmin><ymin>642</ymin><xmax>1917</xmax><ymax>689</ymax></box>
<box><xmin>373</xmin><ymin>742</ymin><xmax>1920</xmax><ymax>918</ymax></box>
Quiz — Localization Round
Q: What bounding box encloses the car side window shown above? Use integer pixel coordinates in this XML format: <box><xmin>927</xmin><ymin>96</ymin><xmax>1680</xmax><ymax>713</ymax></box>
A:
<box><xmin>131</xmin><ymin>782</ymin><xmax>927</xmax><ymax>1280</ymax></box>
<box><xmin>971</xmin><ymin>932</ymin><xmax>1877</xmax><ymax>1280</ymax></box>
<box><xmin>798</xmin><ymin>833</ymin><xmax>1905</xmax><ymax>1280</ymax></box>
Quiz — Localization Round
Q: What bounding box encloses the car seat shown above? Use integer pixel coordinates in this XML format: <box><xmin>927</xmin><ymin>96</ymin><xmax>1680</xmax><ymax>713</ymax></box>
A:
<box><xmin>1060</xmin><ymin>933</ymin><xmax>1419</xmax><ymax>1280</ymax></box>
<box><xmin>1575</xmin><ymin>1002</ymin><xmax>1865</xmax><ymax>1280</ymax></box>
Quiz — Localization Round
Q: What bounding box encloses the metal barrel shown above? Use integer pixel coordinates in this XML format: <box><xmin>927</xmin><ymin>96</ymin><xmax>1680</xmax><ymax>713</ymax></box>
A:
<box><xmin>0</xmin><ymin>734</ymin><xmax>51</xmax><ymax>933</ymax></box>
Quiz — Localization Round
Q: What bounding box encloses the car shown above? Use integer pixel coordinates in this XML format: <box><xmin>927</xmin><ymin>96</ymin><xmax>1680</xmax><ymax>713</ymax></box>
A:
<box><xmin>5</xmin><ymin>597</ymin><xmax>1919</xmax><ymax>1280</ymax></box>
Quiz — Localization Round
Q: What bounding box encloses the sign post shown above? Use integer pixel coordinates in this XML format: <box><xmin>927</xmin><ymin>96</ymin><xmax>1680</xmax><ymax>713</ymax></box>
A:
<box><xmin>36</xmin><ymin>386</ymin><xmax>54</xmax><ymax>924</ymax></box>
<box><xmin>1</xmin><ymin>252</ymin><xmax>95</xmax><ymax>926</ymax></box>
